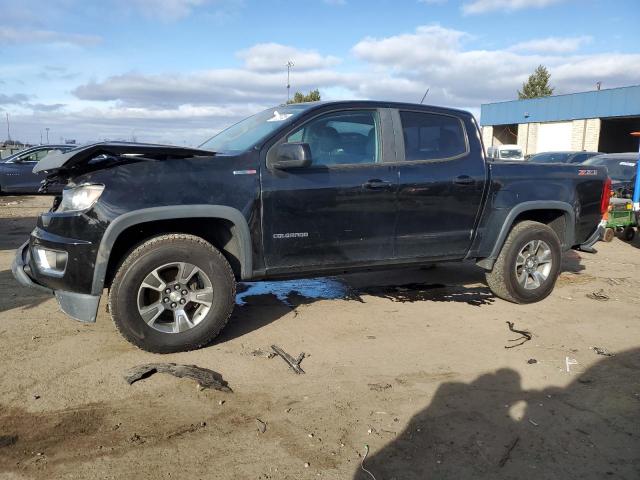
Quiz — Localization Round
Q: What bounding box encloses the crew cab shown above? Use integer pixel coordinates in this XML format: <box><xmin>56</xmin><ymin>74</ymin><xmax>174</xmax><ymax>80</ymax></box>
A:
<box><xmin>12</xmin><ymin>101</ymin><xmax>609</xmax><ymax>353</ymax></box>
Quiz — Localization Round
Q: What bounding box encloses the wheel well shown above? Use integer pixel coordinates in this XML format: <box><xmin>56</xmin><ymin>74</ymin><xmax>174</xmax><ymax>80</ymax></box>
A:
<box><xmin>104</xmin><ymin>218</ymin><xmax>242</xmax><ymax>288</ymax></box>
<box><xmin>512</xmin><ymin>209</ymin><xmax>567</xmax><ymax>245</ymax></box>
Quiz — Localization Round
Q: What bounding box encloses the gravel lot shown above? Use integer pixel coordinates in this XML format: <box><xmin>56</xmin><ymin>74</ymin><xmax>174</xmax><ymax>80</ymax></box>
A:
<box><xmin>0</xmin><ymin>195</ymin><xmax>638</xmax><ymax>479</ymax></box>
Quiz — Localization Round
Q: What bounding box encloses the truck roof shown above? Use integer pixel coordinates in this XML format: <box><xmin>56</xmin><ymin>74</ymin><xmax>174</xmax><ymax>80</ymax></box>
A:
<box><xmin>278</xmin><ymin>100</ymin><xmax>474</xmax><ymax>118</ymax></box>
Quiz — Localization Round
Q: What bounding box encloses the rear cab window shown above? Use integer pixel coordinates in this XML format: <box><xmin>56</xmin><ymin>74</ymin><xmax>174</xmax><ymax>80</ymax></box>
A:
<box><xmin>398</xmin><ymin>111</ymin><xmax>468</xmax><ymax>162</ymax></box>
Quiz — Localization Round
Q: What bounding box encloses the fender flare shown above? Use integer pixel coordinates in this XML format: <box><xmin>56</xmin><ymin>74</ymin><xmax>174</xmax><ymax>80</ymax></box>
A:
<box><xmin>476</xmin><ymin>200</ymin><xmax>575</xmax><ymax>270</ymax></box>
<box><xmin>90</xmin><ymin>205</ymin><xmax>252</xmax><ymax>295</ymax></box>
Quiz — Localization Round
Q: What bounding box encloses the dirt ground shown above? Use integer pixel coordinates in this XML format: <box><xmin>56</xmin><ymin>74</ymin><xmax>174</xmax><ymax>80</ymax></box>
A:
<box><xmin>0</xmin><ymin>195</ymin><xmax>638</xmax><ymax>480</ymax></box>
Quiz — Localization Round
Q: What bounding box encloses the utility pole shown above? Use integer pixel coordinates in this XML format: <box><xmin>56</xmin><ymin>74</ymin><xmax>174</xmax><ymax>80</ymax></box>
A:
<box><xmin>40</xmin><ymin>130</ymin><xmax>43</xmax><ymax>145</ymax></box>
<box><xmin>45</xmin><ymin>127</ymin><xmax>50</xmax><ymax>144</ymax></box>
<box><xmin>5</xmin><ymin>113</ymin><xmax>10</xmax><ymax>143</ymax></box>
<box><xmin>286</xmin><ymin>60</ymin><xmax>294</xmax><ymax>103</ymax></box>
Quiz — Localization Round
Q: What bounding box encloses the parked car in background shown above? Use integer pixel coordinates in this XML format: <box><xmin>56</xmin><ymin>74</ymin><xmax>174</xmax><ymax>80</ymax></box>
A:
<box><xmin>583</xmin><ymin>153</ymin><xmax>638</xmax><ymax>198</ymax></box>
<box><xmin>528</xmin><ymin>151</ymin><xmax>601</xmax><ymax>164</ymax></box>
<box><xmin>0</xmin><ymin>145</ymin><xmax>75</xmax><ymax>194</ymax></box>
<box><xmin>486</xmin><ymin>144</ymin><xmax>524</xmax><ymax>161</ymax></box>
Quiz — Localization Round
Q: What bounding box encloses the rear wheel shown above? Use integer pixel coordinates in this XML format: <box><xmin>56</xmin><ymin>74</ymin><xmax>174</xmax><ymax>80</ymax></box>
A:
<box><xmin>485</xmin><ymin>221</ymin><xmax>561</xmax><ymax>304</ymax></box>
<box><xmin>109</xmin><ymin>234</ymin><xmax>236</xmax><ymax>353</ymax></box>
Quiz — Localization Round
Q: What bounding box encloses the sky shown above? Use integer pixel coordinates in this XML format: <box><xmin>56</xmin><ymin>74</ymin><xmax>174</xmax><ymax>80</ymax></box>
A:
<box><xmin>0</xmin><ymin>0</ymin><xmax>639</xmax><ymax>146</ymax></box>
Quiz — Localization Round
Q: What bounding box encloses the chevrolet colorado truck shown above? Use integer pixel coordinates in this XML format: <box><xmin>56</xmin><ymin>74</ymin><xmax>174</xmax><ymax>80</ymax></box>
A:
<box><xmin>12</xmin><ymin>101</ymin><xmax>609</xmax><ymax>353</ymax></box>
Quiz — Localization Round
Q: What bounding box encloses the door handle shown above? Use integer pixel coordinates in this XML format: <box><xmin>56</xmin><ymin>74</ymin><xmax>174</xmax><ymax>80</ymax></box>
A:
<box><xmin>454</xmin><ymin>175</ymin><xmax>474</xmax><ymax>186</ymax></box>
<box><xmin>362</xmin><ymin>179</ymin><xmax>392</xmax><ymax>190</ymax></box>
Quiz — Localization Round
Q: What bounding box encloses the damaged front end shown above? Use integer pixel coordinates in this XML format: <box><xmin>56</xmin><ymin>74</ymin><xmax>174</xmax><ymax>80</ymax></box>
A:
<box><xmin>36</xmin><ymin>141</ymin><xmax>215</xmax><ymax>193</ymax></box>
<box><xmin>14</xmin><ymin>141</ymin><xmax>215</xmax><ymax>323</ymax></box>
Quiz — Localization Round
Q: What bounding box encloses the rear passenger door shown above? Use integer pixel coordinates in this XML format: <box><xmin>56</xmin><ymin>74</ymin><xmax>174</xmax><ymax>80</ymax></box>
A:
<box><xmin>393</xmin><ymin>109</ymin><xmax>486</xmax><ymax>260</ymax></box>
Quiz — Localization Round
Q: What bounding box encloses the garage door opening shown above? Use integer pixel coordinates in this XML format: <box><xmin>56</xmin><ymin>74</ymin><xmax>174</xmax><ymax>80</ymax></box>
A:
<box><xmin>599</xmin><ymin>116</ymin><xmax>640</xmax><ymax>153</ymax></box>
<box><xmin>492</xmin><ymin>124</ymin><xmax>518</xmax><ymax>146</ymax></box>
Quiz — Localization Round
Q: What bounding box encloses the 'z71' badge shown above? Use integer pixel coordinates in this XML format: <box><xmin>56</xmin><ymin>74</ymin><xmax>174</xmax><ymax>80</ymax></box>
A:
<box><xmin>273</xmin><ymin>232</ymin><xmax>309</xmax><ymax>239</ymax></box>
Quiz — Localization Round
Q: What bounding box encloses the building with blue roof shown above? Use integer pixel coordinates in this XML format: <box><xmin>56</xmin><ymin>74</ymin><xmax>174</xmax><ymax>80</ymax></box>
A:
<box><xmin>480</xmin><ymin>85</ymin><xmax>640</xmax><ymax>155</ymax></box>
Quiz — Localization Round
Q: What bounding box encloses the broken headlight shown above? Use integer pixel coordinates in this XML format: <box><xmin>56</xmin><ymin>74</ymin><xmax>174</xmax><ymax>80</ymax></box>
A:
<box><xmin>59</xmin><ymin>184</ymin><xmax>105</xmax><ymax>212</ymax></box>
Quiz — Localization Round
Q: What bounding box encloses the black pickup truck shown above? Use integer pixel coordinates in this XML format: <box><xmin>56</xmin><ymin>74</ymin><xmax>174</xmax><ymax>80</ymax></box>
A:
<box><xmin>12</xmin><ymin>101</ymin><xmax>609</xmax><ymax>352</ymax></box>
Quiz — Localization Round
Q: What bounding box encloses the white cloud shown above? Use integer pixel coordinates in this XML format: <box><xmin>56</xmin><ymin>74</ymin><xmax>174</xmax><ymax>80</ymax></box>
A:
<box><xmin>0</xmin><ymin>93</ymin><xmax>30</xmax><ymax>105</ymax></box>
<box><xmin>6</xmin><ymin>23</ymin><xmax>640</xmax><ymax>145</ymax></box>
<box><xmin>352</xmin><ymin>25</ymin><xmax>469</xmax><ymax>69</ymax></box>
<box><xmin>509</xmin><ymin>36</ymin><xmax>592</xmax><ymax>53</ymax></box>
<box><xmin>351</xmin><ymin>24</ymin><xmax>640</xmax><ymax>106</ymax></box>
<box><xmin>462</xmin><ymin>0</ymin><xmax>567</xmax><ymax>14</ymax></box>
<box><xmin>72</xmin><ymin>68</ymin><xmax>359</xmax><ymax>108</ymax></box>
<box><xmin>238</xmin><ymin>43</ymin><xmax>341</xmax><ymax>72</ymax></box>
<box><xmin>0</xmin><ymin>27</ymin><xmax>101</xmax><ymax>46</ymax></box>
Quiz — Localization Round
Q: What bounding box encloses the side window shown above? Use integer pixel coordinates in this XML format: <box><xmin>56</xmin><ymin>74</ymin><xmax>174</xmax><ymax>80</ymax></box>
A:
<box><xmin>399</xmin><ymin>111</ymin><xmax>467</xmax><ymax>161</ymax></box>
<box><xmin>285</xmin><ymin>110</ymin><xmax>379</xmax><ymax>167</ymax></box>
<box><xmin>19</xmin><ymin>150</ymin><xmax>49</xmax><ymax>163</ymax></box>
<box><xmin>18</xmin><ymin>152</ymin><xmax>36</xmax><ymax>163</ymax></box>
<box><xmin>34</xmin><ymin>149</ymin><xmax>52</xmax><ymax>162</ymax></box>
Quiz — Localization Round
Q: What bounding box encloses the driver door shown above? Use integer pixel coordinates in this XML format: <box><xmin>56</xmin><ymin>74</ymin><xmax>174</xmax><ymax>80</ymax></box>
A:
<box><xmin>261</xmin><ymin>108</ymin><xmax>399</xmax><ymax>274</ymax></box>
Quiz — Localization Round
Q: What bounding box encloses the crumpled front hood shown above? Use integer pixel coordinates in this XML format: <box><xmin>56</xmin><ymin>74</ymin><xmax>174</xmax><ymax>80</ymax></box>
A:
<box><xmin>34</xmin><ymin>141</ymin><xmax>215</xmax><ymax>174</ymax></box>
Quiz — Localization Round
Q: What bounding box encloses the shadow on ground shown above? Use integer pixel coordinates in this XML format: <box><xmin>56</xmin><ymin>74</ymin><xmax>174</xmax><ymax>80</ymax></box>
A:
<box><xmin>0</xmin><ymin>217</ymin><xmax>37</xmax><ymax>251</ymax></box>
<box><xmin>0</xmin><ymin>269</ymin><xmax>51</xmax><ymax>314</ymax></box>
<box><xmin>218</xmin><ymin>250</ymin><xmax>587</xmax><ymax>344</ymax></box>
<box><xmin>218</xmin><ymin>264</ymin><xmax>496</xmax><ymax>344</ymax></box>
<box><xmin>354</xmin><ymin>348</ymin><xmax>640</xmax><ymax>480</ymax></box>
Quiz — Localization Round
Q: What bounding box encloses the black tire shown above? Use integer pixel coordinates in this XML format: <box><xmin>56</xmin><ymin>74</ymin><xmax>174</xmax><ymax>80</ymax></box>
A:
<box><xmin>485</xmin><ymin>221</ymin><xmax>561</xmax><ymax>304</ymax></box>
<box><xmin>108</xmin><ymin>234</ymin><xmax>236</xmax><ymax>353</ymax></box>
<box><xmin>623</xmin><ymin>226</ymin><xmax>635</xmax><ymax>241</ymax></box>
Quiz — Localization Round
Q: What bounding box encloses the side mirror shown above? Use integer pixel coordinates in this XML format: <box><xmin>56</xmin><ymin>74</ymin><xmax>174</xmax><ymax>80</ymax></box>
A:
<box><xmin>268</xmin><ymin>143</ymin><xmax>312</xmax><ymax>170</ymax></box>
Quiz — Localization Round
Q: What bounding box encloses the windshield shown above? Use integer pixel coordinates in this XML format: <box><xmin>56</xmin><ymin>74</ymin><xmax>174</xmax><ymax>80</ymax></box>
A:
<box><xmin>528</xmin><ymin>152</ymin><xmax>572</xmax><ymax>164</ymax></box>
<box><xmin>583</xmin><ymin>156</ymin><xmax>637</xmax><ymax>182</ymax></box>
<box><xmin>199</xmin><ymin>104</ymin><xmax>313</xmax><ymax>153</ymax></box>
<box><xmin>499</xmin><ymin>148</ymin><xmax>522</xmax><ymax>159</ymax></box>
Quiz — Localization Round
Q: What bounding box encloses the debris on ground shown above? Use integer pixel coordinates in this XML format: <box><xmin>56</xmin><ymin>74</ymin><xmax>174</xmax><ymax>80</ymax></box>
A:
<box><xmin>592</xmin><ymin>346</ymin><xmax>615</xmax><ymax>357</ymax></box>
<box><xmin>606</xmin><ymin>277</ymin><xmax>629</xmax><ymax>286</ymax></box>
<box><xmin>527</xmin><ymin>359</ymin><xmax>538</xmax><ymax>364</ymax></box>
<box><xmin>505</xmin><ymin>321</ymin><xmax>532</xmax><ymax>349</ymax></box>
<box><xmin>586</xmin><ymin>289</ymin><xmax>609</xmax><ymax>301</ymax></box>
<box><xmin>368</xmin><ymin>383</ymin><xmax>392</xmax><ymax>392</ymax></box>
<box><xmin>166</xmin><ymin>422</ymin><xmax>207</xmax><ymax>439</ymax></box>
<box><xmin>128</xmin><ymin>433</ymin><xmax>145</xmax><ymax>444</ymax></box>
<box><xmin>251</xmin><ymin>348</ymin><xmax>276</xmax><ymax>359</ymax></box>
<box><xmin>498</xmin><ymin>437</ymin><xmax>520</xmax><ymax>467</ymax></box>
<box><xmin>270</xmin><ymin>345</ymin><xmax>306</xmax><ymax>374</ymax></box>
<box><xmin>124</xmin><ymin>363</ymin><xmax>232</xmax><ymax>392</ymax></box>
<box><xmin>256</xmin><ymin>418</ymin><xmax>267</xmax><ymax>433</ymax></box>
<box><xmin>529</xmin><ymin>419</ymin><xmax>539</xmax><ymax>426</ymax></box>
<box><xmin>360</xmin><ymin>444</ymin><xmax>377</xmax><ymax>479</ymax></box>
<box><xmin>0</xmin><ymin>435</ymin><xmax>18</xmax><ymax>448</ymax></box>
<box><xmin>566</xmin><ymin>357</ymin><xmax>578</xmax><ymax>373</ymax></box>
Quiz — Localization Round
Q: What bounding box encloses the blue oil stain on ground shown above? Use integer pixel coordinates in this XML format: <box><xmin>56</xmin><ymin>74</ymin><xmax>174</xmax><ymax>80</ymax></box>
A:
<box><xmin>236</xmin><ymin>277</ymin><xmax>351</xmax><ymax>306</ymax></box>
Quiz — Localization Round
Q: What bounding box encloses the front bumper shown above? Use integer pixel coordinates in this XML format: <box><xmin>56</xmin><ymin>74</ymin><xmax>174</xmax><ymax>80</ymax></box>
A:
<box><xmin>12</xmin><ymin>241</ymin><xmax>101</xmax><ymax>323</ymax></box>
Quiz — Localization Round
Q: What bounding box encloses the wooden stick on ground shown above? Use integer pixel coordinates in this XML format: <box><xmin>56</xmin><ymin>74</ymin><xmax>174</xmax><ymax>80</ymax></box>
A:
<box><xmin>271</xmin><ymin>345</ymin><xmax>306</xmax><ymax>374</ymax></box>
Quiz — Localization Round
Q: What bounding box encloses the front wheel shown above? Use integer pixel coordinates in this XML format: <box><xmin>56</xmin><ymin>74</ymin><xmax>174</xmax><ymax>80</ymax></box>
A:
<box><xmin>108</xmin><ymin>234</ymin><xmax>236</xmax><ymax>353</ymax></box>
<box><xmin>485</xmin><ymin>221</ymin><xmax>561</xmax><ymax>304</ymax></box>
